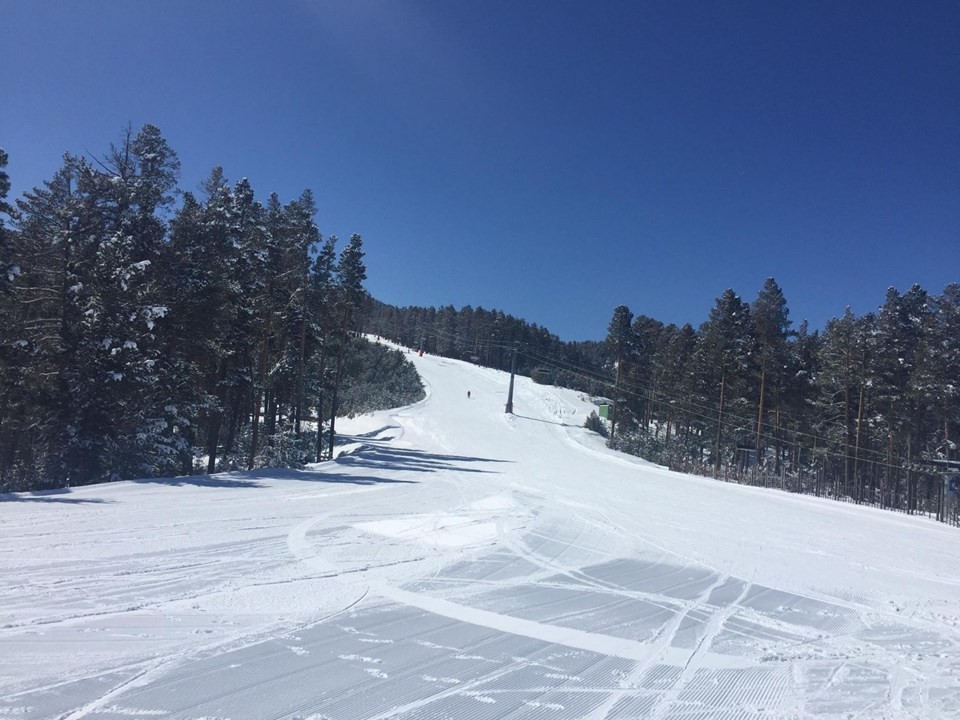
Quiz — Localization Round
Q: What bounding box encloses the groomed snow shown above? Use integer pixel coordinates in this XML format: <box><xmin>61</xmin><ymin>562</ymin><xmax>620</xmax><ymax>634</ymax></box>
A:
<box><xmin>2</xmin><ymin>343</ymin><xmax>959</xmax><ymax>719</ymax></box>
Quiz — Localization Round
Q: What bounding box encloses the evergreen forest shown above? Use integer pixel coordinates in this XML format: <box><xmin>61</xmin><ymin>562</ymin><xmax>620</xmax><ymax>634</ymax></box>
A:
<box><xmin>0</xmin><ymin>126</ymin><xmax>422</xmax><ymax>492</ymax></box>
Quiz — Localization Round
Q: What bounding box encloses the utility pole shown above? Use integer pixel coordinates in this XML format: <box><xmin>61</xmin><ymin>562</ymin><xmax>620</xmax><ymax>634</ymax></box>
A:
<box><xmin>505</xmin><ymin>343</ymin><xmax>518</xmax><ymax>414</ymax></box>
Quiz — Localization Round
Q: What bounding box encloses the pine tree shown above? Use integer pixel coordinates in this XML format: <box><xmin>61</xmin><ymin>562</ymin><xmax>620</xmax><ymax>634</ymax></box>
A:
<box><xmin>898</xmin><ymin>285</ymin><xmax>937</xmax><ymax>512</ymax></box>
<box><xmin>328</xmin><ymin>234</ymin><xmax>367</xmax><ymax>456</ymax></box>
<box><xmin>872</xmin><ymin>286</ymin><xmax>929</xmax><ymax>508</ymax></box>
<box><xmin>933</xmin><ymin>285</ymin><xmax>960</xmax><ymax>465</ymax></box>
<box><xmin>695</xmin><ymin>290</ymin><xmax>755</xmax><ymax>474</ymax></box>
<box><xmin>59</xmin><ymin>125</ymin><xmax>181</xmax><ymax>482</ymax></box>
<box><xmin>815</xmin><ymin>308</ymin><xmax>869</xmax><ymax>498</ymax></box>
<box><xmin>247</xmin><ymin>192</ymin><xmax>287</xmax><ymax>468</ymax></box>
<box><xmin>782</xmin><ymin>320</ymin><xmax>821</xmax><ymax>489</ymax></box>
<box><xmin>2</xmin><ymin>127</ymin><xmax>183</xmax><ymax>484</ymax></box>
<box><xmin>163</xmin><ymin>168</ymin><xmax>251</xmax><ymax>474</ymax></box>
<box><xmin>285</xmin><ymin>190</ymin><xmax>322</xmax><ymax>440</ymax></box>
<box><xmin>652</xmin><ymin>323</ymin><xmax>698</xmax><ymax>464</ymax></box>
<box><xmin>1</xmin><ymin>159</ymin><xmax>82</xmax><ymax>488</ymax></box>
<box><xmin>751</xmin><ymin>278</ymin><xmax>791</xmax><ymax>477</ymax></box>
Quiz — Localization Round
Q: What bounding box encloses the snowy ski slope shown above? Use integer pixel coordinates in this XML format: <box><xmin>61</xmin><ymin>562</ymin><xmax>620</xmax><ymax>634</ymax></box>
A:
<box><xmin>2</xmin><ymin>345</ymin><xmax>959</xmax><ymax>719</ymax></box>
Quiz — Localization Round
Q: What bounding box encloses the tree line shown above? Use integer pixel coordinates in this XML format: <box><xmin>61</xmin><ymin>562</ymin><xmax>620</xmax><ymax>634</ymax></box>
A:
<box><xmin>366</xmin><ymin>280</ymin><xmax>959</xmax><ymax>524</ymax></box>
<box><xmin>0</xmin><ymin>125</ymin><xmax>421</xmax><ymax>492</ymax></box>
<box><xmin>366</xmin><ymin>299</ymin><xmax>605</xmax><ymax>386</ymax></box>
<box><xmin>602</xmin><ymin>279</ymin><xmax>960</xmax><ymax>523</ymax></box>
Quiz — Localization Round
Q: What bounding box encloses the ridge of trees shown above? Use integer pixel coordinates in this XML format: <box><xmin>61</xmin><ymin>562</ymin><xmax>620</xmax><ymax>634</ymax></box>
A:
<box><xmin>0</xmin><ymin>126</ymin><xmax>422</xmax><ymax>492</ymax></box>
<box><xmin>366</xmin><ymin>299</ymin><xmax>608</xmax><ymax>388</ymax></box>
<box><xmin>602</xmin><ymin>281</ymin><xmax>959</xmax><ymax>524</ymax></box>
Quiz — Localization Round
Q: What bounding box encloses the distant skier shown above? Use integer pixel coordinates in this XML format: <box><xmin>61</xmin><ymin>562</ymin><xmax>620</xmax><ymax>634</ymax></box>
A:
<box><xmin>467</xmin><ymin>391</ymin><xmax>471</xmax><ymax>399</ymax></box>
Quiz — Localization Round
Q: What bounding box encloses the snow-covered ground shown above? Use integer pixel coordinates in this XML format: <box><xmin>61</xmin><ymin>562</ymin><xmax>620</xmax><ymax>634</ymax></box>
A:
<box><xmin>3</xmin><ymin>346</ymin><xmax>959</xmax><ymax>719</ymax></box>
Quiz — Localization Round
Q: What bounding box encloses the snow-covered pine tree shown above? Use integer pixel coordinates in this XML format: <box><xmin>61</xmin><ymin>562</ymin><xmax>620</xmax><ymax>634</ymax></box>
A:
<box><xmin>693</xmin><ymin>289</ymin><xmax>756</xmax><ymax>475</ymax></box>
<box><xmin>872</xmin><ymin>286</ymin><xmax>927</xmax><ymax>509</ymax></box>
<box><xmin>782</xmin><ymin>320</ymin><xmax>821</xmax><ymax>487</ymax></box>
<box><xmin>932</xmin><ymin>285</ymin><xmax>960</xmax><ymax>476</ymax></box>
<box><xmin>651</xmin><ymin>323</ymin><xmax>698</xmax><ymax>466</ymax></box>
<box><xmin>201</xmin><ymin>177</ymin><xmax>266</xmax><ymax>471</ymax></box>
<box><xmin>814</xmin><ymin>307</ymin><xmax>870</xmax><ymax>499</ymax></box>
<box><xmin>162</xmin><ymin>168</ymin><xmax>253</xmax><ymax>475</ymax></box>
<box><xmin>251</xmin><ymin>190</ymin><xmax>323</xmax><ymax>469</ymax></box>
<box><xmin>308</xmin><ymin>235</ymin><xmax>338</xmax><ymax>461</ymax></box>
<box><xmin>285</xmin><ymin>190</ymin><xmax>322</xmax><ymax>440</ymax></box>
<box><xmin>1</xmin><ymin>159</ymin><xmax>84</xmax><ymax>488</ymax></box>
<box><xmin>751</xmin><ymin>278</ymin><xmax>791</xmax><ymax>479</ymax></box>
<box><xmin>328</xmin><ymin>234</ymin><xmax>367</xmax><ymax>456</ymax></box>
<box><xmin>629</xmin><ymin>314</ymin><xmax>665</xmax><ymax>434</ymax></box>
<box><xmin>57</xmin><ymin>125</ymin><xmax>181</xmax><ymax>483</ymax></box>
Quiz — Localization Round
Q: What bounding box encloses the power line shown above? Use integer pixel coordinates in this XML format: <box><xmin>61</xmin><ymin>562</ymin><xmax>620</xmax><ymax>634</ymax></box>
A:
<box><xmin>516</xmin><ymin>347</ymin><xmax>921</xmax><ymax>476</ymax></box>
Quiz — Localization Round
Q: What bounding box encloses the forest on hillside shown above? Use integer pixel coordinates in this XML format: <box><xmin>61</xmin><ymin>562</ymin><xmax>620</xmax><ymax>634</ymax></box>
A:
<box><xmin>368</xmin><ymin>280</ymin><xmax>960</xmax><ymax>525</ymax></box>
<box><xmin>0</xmin><ymin>127</ymin><xmax>422</xmax><ymax>492</ymax></box>
<box><xmin>2</xmin><ymin>127</ymin><xmax>956</xmax><ymax>523</ymax></box>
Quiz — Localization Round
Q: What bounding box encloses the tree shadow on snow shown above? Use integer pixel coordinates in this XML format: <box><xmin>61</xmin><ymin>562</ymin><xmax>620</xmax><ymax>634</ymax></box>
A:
<box><xmin>245</xmin><ymin>466</ymin><xmax>419</xmax><ymax>485</ymax></box>
<box><xmin>333</xmin><ymin>445</ymin><xmax>508</xmax><ymax>475</ymax></box>
<box><xmin>136</xmin><ymin>469</ymin><xmax>417</xmax><ymax>488</ymax></box>
<box><xmin>2</xmin><ymin>467</ymin><xmax>416</xmax><ymax>498</ymax></box>
<box><xmin>351</xmin><ymin>425</ymin><xmax>402</xmax><ymax>441</ymax></box>
<box><xmin>0</xmin><ymin>490</ymin><xmax>115</xmax><ymax>504</ymax></box>
<box><xmin>1</xmin><ymin>433</ymin><xmax>494</xmax><ymax>495</ymax></box>
<box><xmin>133</xmin><ymin>475</ymin><xmax>266</xmax><ymax>489</ymax></box>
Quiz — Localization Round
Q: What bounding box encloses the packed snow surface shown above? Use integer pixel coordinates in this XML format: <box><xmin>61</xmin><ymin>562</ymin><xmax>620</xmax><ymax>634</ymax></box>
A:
<box><xmin>3</xmin><ymin>345</ymin><xmax>960</xmax><ymax>719</ymax></box>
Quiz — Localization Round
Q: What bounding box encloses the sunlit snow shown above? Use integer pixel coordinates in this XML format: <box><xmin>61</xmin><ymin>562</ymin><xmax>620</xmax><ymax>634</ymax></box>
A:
<box><xmin>2</xmin><ymin>344</ymin><xmax>959</xmax><ymax>719</ymax></box>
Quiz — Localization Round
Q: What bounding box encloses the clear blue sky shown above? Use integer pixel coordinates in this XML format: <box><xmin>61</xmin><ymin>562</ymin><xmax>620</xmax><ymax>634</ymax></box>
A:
<box><xmin>2</xmin><ymin>0</ymin><xmax>958</xmax><ymax>341</ymax></box>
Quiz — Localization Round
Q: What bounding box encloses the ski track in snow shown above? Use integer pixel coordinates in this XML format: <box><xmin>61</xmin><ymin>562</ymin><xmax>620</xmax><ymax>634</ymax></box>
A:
<box><xmin>2</xmin><ymin>339</ymin><xmax>959</xmax><ymax>719</ymax></box>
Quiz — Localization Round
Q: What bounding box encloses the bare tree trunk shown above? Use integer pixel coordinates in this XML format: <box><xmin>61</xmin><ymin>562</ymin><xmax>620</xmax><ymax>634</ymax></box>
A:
<box><xmin>885</xmin><ymin>421</ymin><xmax>894</xmax><ymax>510</ymax></box>
<box><xmin>249</xmin><ymin>377</ymin><xmax>263</xmax><ymax>470</ymax></box>
<box><xmin>266</xmin><ymin>388</ymin><xmax>277</xmax><ymax>438</ymax></box>
<box><xmin>906</xmin><ymin>436</ymin><xmax>914</xmax><ymax>515</ymax></box>
<box><xmin>248</xmin><ymin>306</ymin><xmax>274</xmax><ymax>470</ymax></box>
<box><xmin>224</xmin><ymin>386</ymin><xmax>245</xmax><ymax>458</ymax></box>
<box><xmin>328</xmin><ymin>386</ymin><xmax>339</xmax><ymax>460</ymax></box>
<box><xmin>844</xmin><ymin>382</ymin><xmax>851</xmax><ymax>499</ymax></box>
<box><xmin>943</xmin><ymin>476</ymin><xmax>948</xmax><ymax>522</ymax></box>
<box><xmin>893</xmin><ymin>436</ymin><xmax>902</xmax><ymax>511</ymax></box>
<box><xmin>853</xmin><ymin>383</ymin><xmax>865</xmax><ymax>504</ymax></box>
<box><xmin>295</xmin><ymin>311</ymin><xmax>307</xmax><ymax>436</ymax></box>
<box><xmin>773</xmin><ymin>391</ymin><xmax>782</xmax><ymax>476</ymax></box>
<box><xmin>945</xmin><ymin>398</ymin><xmax>952</xmax><ymax>466</ymax></box>
<box><xmin>205</xmin><ymin>360</ymin><xmax>228</xmax><ymax>474</ymax></box>
<box><xmin>715</xmin><ymin>365</ymin><xmax>726</xmax><ymax>475</ymax></box>
<box><xmin>328</xmin><ymin>329</ymin><xmax>347</xmax><ymax>459</ymax></box>
<box><xmin>776</xmin><ymin>402</ymin><xmax>784</xmax><ymax>489</ymax></box>
<box><xmin>756</xmin><ymin>355</ymin><xmax>766</xmax><ymax>475</ymax></box>
<box><xmin>315</xmin><ymin>392</ymin><xmax>324</xmax><ymax>462</ymax></box>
